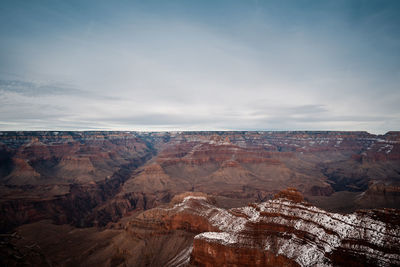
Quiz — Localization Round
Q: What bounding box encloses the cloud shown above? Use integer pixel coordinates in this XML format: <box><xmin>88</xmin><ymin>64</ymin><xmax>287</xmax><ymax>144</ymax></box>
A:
<box><xmin>0</xmin><ymin>1</ymin><xmax>399</xmax><ymax>133</ymax></box>
<box><xmin>0</xmin><ymin>79</ymin><xmax>122</xmax><ymax>101</ymax></box>
<box><xmin>0</xmin><ymin>79</ymin><xmax>83</xmax><ymax>97</ymax></box>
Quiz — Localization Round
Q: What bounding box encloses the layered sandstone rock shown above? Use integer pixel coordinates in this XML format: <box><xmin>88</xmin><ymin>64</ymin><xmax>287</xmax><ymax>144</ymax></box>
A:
<box><xmin>119</xmin><ymin>191</ymin><xmax>400</xmax><ymax>266</ymax></box>
<box><xmin>189</xmin><ymin>190</ymin><xmax>400</xmax><ymax>266</ymax></box>
<box><xmin>3</xmin><ymin>190</ymin><xmax>400</xmax><ymax>266</ymax></box>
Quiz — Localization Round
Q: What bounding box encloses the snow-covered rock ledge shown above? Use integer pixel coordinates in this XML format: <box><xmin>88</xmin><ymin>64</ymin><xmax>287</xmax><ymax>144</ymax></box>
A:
<box><xmin>191</xmin><ymin>188</ymin><xmax>400</xmax><ymax>267</ymax></box>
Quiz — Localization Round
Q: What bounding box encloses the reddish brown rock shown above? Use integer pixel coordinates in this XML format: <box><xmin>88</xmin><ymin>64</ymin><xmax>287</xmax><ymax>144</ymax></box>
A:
<box><xmin>273</xmin><ymin>188</ymin><xmax>304</xmax><ymax>202</ymax></box>
<box><xmin>188</xmin><ymin>190</ymin><xmax>400</xmax><ymax>267</ymax></box>
<box><xmin>191</xmin><ymin>238</ymin><xmax>299</xmax><ymax>267</ymax></box>
<box><xmin>3</xmin><ymin>189</ymin><xmax>400</xmax><ymax>267</ymax></box>
<box><xmin>1</xmin><ymin>130</ymin><xmax>400</xmax><ymax>234</ymax></box>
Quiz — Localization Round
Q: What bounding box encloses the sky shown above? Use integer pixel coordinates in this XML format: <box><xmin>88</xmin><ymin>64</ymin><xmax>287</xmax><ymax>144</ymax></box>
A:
<box><xmin>0</xmin><ymin>0</ymin><xmax>399</xmax><ymax>133</ymax></box>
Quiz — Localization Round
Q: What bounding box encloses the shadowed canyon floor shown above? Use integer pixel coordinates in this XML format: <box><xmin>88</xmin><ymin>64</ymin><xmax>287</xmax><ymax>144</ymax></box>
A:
<box><xmin>0</xmin><ymin>131</ymin><xmax>399</xmax><ymax>266</ymax></box>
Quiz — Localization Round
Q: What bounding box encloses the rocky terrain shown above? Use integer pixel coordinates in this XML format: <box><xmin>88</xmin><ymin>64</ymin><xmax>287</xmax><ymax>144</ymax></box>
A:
<box><xmin>1</xmin><ymin>190</ymin><xmax>399</xmax><ymax>266</ymax></box>
<box><xmin>0</xmin><ymin>131</ymin><xmax>399</xmax><ymax>266</ymax></box>
<box><xmin>190</xmin><ymin>189</ymin><xmax>400</xmax><ymax>266</ymax></box>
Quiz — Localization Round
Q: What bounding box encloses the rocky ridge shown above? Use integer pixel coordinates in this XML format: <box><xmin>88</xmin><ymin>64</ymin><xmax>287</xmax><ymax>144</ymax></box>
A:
<box><xmin>191</xmin><ymin>194</ymin><xmax>400</xmax><ymax>266</ymax></box>
<box><xmin>139</xmin><ymin>190</ymin><xmax>400</xmax><ymax>266</ymax></box>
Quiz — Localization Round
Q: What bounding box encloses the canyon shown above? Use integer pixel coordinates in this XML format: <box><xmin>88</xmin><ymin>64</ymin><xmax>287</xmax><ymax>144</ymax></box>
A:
<box><xmin>0</xmin><ymin>131</ymin><xmax>399</xmax><ymax>266</ymax></box>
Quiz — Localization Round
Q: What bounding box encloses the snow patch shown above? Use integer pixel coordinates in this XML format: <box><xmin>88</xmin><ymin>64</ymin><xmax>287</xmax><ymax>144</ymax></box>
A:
<box><xmin>195</xmin><ymin>232</ymin><xmax>238</xmax><ymax>245</ymax></box>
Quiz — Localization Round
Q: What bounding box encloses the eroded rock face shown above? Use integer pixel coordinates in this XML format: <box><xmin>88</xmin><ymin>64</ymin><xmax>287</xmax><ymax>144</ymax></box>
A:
<box><xmin>4</xmin><ymin>191</ymin><xmax>400</xmax><ymax>267</ymax></box>
<box><xmin>118</xmin><ymin>191</ymin><xmax>400</xmax><ymax>266</ymax></box>
<box><xmin>0</xmin><ymin>132</ymin><xmax>155</xmax><ymax>231</ymax></box>
<box><xmin>188</xmin><ymin>192</ymin><xmax>400</xmax><ymax>266</ymax></box>
<box><xmin>136</xmin><ymin>191</ymin><xmax>399</xmax><ymax>267</ymax></box>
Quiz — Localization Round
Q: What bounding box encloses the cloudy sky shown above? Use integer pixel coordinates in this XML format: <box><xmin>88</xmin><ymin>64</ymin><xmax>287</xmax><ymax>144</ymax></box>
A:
<box><xmin>0</xmin><ymin>0</ymin><xmax>399</xmax><ymax>133</ymax></box>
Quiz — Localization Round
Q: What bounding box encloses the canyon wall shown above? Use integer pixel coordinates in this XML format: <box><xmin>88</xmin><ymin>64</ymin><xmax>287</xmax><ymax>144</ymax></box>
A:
<box><xmin>1</xmin><ymin>131</ymin><xmax>399</xmax><ymax>233</ymax></box>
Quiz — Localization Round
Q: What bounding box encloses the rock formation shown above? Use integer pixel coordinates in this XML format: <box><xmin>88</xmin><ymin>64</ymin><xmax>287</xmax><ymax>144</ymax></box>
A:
<box><xmin>1</xmin><ymin>131</ymin><xmax>400</xmax><ymax>233</ymax></box>
<box><xmin>2</xmin><ymin>190</ymin><xmax>399</xmax><ymax>266</ymax></box>
<box><xmin>189</xmin><ymin>189</ymin><xmax>400</xmax><ymax>266</ymax></box>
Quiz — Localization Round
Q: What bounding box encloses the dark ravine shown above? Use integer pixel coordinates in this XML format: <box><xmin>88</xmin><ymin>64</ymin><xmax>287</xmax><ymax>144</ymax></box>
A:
<box><xmin>0</xmin><ymin>132</ymin><xmax>157</xmax><ymax>232</ymax></box>
<box><xmin>0</xmin><ymin>153</ymin><xmax>154</xmax><ymax>232</ymax></box>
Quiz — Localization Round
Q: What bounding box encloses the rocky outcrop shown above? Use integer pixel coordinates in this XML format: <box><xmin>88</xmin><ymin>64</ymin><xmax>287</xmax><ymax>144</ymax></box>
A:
<box><xmin>115</xmin><ymin>190</ymin><xmax>400</xmax><ymax>266</ymax></box>
<box><xmin>133</xmin><ymin>192</ymin><xmax>218</xmax><ymax>234</ymax></box>
<box><xmin>273</xmin><ymin>188</ymin><xmax>304</xmax><ymax>202</ymax></box>
<box><xmin>188</xmin><ymin>190</ymin><xmax>400</xmax><ymax>266</ymax></box>
<box><xmin>355</xmin><ymin>182</ymin><xmax>400</xmax><ymax>210</ymax></box>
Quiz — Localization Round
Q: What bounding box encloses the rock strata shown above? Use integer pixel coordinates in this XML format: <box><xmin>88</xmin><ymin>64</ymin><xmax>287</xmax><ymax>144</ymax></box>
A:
<box><xmin>178</xmin><ymin>190</ymin><xmax>400</xmax><ymax>266</ymax></box>
<box><xmin>1</xmin><ymin>131</ymin><xmax>400</xmax><ymax>233</ymax></box>
<box><xmin>3</xmin><ymin>190</ymin><xmax>400</xmax><ymax>267</ymax></box>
